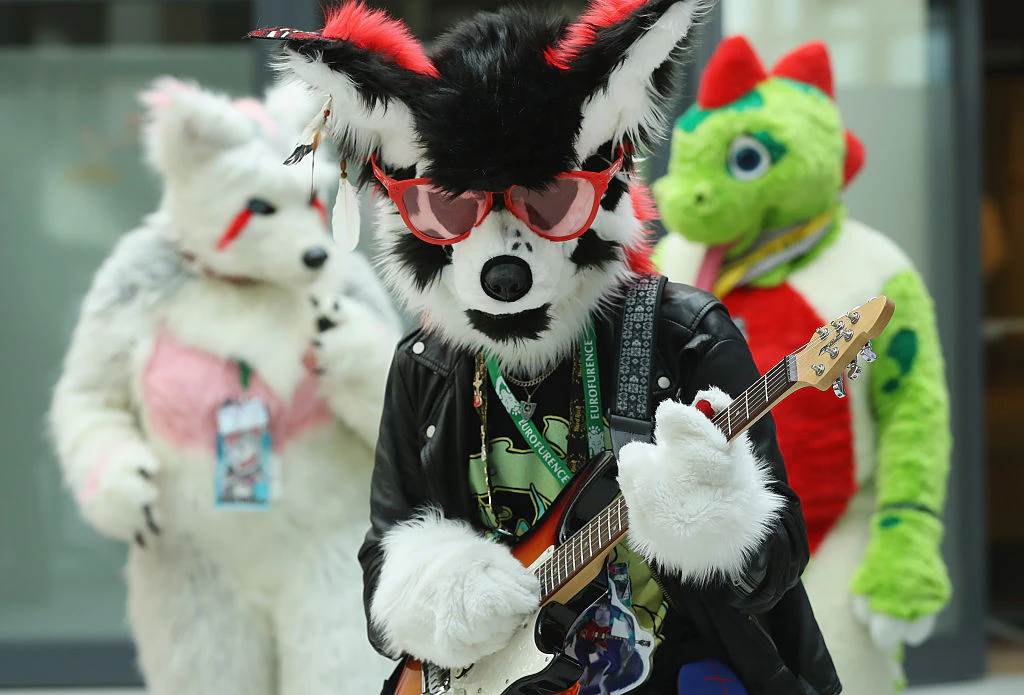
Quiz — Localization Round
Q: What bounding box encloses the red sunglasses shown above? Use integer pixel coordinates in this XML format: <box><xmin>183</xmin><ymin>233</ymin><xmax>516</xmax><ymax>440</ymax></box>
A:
<box><xmin>370</xmin><ymin>151</ymin><xmax>625</xmax><ymax>246</ymax></box>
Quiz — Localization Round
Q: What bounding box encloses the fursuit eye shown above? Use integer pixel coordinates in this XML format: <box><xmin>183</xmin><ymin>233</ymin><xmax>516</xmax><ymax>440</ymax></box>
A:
<box><xmin>727</xmin><ymin>135</ymin><xmax>772</xmax><ymax>181</ymax></box>
<box><xmin>246</xmin><ymin>198</ymin><xmax>277</xmax><ymax>215</ymax></box>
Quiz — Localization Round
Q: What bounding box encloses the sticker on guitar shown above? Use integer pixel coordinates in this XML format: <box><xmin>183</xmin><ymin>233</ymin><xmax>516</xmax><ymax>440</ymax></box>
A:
<box><xmin>389</xmin><ymin>296</ymin><xmax>895</xmax><ymax>695</ymax></box>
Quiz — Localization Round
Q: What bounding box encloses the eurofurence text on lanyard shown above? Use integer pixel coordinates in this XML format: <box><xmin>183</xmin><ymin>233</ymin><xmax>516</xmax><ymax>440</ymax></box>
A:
<box><xmin>214</xmin><ymin>361</ymin><xmax>275</xmax><ymax>510</ymax></box>
<box><xmin>486</xmin><ymin>322</ymin><xmax>605</xmax><ymax>489</ymax></box>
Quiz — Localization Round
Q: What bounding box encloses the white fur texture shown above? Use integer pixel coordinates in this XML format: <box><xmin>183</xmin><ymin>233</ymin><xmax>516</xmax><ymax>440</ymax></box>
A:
<box><xmin>370</xmin><ymin>510</ymin><xmax>541</xmax><ymax>669</ymax></box>
<box><xmin>50</xmin><ymin>79</ymin><xmax>399</xmax><ymax>694</ymax></box>
<box><xmin>312</xmin><ymin>295</ymin><xmax>399</xmax><ymax>448</ymax></box>
<box><xmin>375</xmin><ymin>183</ymin><xmax>645</xmax><ymax>376</ymax></box>
<box><xmin>575</xmin><ymin>0</ymin><xmax>710</xmax><ymax>160</ymax></box>
<box><xmin>275</xmin><ymin>51</ymin><xmax>422</xmax><ymax>167</ymax></box>
<box><xmin>617</xmin><ymin>388</ymin><xmax>784</xmax><ymax>582</ymax></box>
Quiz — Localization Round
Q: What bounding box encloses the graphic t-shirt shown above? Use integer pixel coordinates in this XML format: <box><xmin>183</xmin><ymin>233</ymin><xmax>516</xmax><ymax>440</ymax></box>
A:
<box><xmin>468</xmin><ymin>359</ymin><xmax>671</xmax><ymax>693</ymax></box>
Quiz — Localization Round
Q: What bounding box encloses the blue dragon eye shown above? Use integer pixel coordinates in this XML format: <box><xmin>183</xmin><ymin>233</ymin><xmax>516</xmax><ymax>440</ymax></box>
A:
<box><xmin>727</xmin><ymin>135</ymin><xmax>773</xmax><ymax>181</ymax></box>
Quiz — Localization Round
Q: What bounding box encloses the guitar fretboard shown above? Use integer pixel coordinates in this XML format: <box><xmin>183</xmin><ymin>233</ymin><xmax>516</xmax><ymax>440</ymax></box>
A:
<box><xmin>537</xmin><ymin>356</ymin><xmax>796</xmax><ymax>601</ymax></box>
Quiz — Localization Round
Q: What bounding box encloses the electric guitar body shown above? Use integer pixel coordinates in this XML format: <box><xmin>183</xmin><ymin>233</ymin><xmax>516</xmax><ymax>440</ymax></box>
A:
<box><xmin>386</xmin><ymin>297</ymin><xmax>895</xmax><ymax>695</ymax></box>
<box><xmin>391</xmin><ymin>453</ymin><xmax>620</xmax><ymax>695</ymax></box>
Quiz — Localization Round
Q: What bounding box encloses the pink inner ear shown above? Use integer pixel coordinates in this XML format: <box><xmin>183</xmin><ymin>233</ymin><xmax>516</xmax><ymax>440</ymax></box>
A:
<box><xmin>233</xmin><ymin>97</ymin><xmax>282</xmax><ymax>144</ymax></box>
<box><xmin>139</xmin><ymin>76</ymin><xmax>198</xmax><ymax>111</ymax></box>
<box><xmin>771</xmin><ymin>41</ymin><xmax>834</xmax><ymax>98</ymax></box>
<box><xmin>545</xmin><ymin>0</ymin><xmax>649</xmax><ymax>70</ymax></box>
<box><xmin>321</xmin><ymin>1</ymin><xmax>438</xmax><ymax>77</ymax></box>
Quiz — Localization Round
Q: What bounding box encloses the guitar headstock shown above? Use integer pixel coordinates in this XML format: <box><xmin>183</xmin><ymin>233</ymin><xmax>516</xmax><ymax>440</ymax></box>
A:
<box><xmin>792</xmin><ymin>296</ymin><xmax>896</xmax><ymax>397</ymax></box>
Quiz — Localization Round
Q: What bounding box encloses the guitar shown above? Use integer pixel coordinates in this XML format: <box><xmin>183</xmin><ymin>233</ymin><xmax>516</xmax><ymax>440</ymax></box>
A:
<box><xmin>389</xmin><ymin>296</ymin><xmax>895</xmax><ymax>695</ymax></box>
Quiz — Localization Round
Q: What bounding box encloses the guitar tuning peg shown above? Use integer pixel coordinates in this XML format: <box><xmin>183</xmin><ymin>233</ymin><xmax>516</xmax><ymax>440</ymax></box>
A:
<box><xmin>832</xmin><ymin>376</ymin><xmax>847</xmax><ymax>399</ymax></box>
<box><xmin>860</xmin><ymin>340</ymin><xmax>877</xmax><ymax>363</ymax></box>
<box><xmin>816</xmin><ymin>327</ymin><xmax>830</xmax><ymax>341</ymax></box>
<box><xmin>847</xmin><ymin>359</ymin><xmax>862</xmax><ymax>381</ymax></box>
<box><xmin>847</xmin><ymin>311</ymin><xmax>861</xmax><ymax>325</ymax></box>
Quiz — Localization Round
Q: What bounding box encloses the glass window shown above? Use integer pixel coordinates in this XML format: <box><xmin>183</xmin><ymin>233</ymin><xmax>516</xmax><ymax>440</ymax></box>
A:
<box><xmin>0</xmin><ymin>0</ymin><xmax>255</xmax><ymax>684</ymax></box>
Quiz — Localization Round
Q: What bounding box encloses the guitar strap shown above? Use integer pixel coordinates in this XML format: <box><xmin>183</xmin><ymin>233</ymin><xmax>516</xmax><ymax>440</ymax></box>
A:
<box><xmin>609</xmin><ymin>273</ymin><xmax>668</xmax><ymax>458</ymax></box>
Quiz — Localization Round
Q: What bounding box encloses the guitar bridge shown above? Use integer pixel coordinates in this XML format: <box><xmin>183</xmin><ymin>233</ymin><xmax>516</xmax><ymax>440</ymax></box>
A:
<box><xmin>421</xmin><ymin>663</ymin><xmax>451</xmax><ymax>695</ymax></box>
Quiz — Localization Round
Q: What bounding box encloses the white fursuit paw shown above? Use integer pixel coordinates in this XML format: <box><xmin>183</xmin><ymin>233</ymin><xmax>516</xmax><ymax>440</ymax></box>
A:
<box><xmin>311</xmin><ymin>294</ymin><xmax>393</xmax><ymax>384</ymax></box>
<box><xmin>852</xmin><ymin>595</ymin><xmax>938</xmax><ymax>650</ymax></box>
<box><xmin>370</xmin><ymin>511</ymin><xmax>541</xmax><ymax>669</ymax></box>
<box><xmin>78</xmin><ymin>440</ymin><xmax>162</xmax><ymax>547</ymax></box>
<box><xmin>617</xmin><ymin>387</ymin><xmax>784</xmax><ymax>583</ymax></box>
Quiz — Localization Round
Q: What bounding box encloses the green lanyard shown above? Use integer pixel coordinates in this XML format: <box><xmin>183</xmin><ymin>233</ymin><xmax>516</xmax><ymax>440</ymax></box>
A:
<box><xmin>486</xmin><ymin>322</ymin><xmax>604</xmax><ymax>489</ymax></box>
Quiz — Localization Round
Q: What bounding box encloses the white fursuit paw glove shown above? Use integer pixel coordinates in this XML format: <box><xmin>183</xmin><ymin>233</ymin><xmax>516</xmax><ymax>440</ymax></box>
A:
<box><xmin>78</xmin><ymin>440</ymin><xmax>162</xmax><ymax>547</ymax></box>
<box><xmin>852</xmin><ymin>596</ymin><xmax>938</xmax><ymax>651</ymax></box>
<box><xmin>370</xmin><ymin>511</ymin><xmax>541</xmax><ymax>669</ymax></box>
<box><xmin>617</xmin><ymin>387</ymin><xmax>784</xmax><ymax>583</ymax></box>
<box><xmin>311</xmin><ymin>295</ymin><xmax>393</xmax><ymax>384</ymax></box>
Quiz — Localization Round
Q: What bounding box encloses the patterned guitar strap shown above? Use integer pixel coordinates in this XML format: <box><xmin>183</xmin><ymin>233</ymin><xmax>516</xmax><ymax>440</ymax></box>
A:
<box><xmin>563</xmin><ymin>274</ymin><xmax>667</xmax><ymax>695</ymax></box>
<box><xmin>610</xmin><ymin>273</ymin><xmax>668</xmax><ymax>456</ymax></box>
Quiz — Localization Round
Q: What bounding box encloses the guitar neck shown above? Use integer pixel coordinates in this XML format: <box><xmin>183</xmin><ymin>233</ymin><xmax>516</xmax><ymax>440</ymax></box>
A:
<box><xmin>536</xmin><ymin>355</ymin><xmax>798</xmax><ymax>601</ymax></box>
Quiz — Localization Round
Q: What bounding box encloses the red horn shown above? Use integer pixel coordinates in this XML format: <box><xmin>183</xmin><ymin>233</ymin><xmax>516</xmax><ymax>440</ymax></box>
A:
<box><xmin>697</xmin><ymin>35</ymin><xmax>767</xmax><ymax>109</ymax></box>
<box><xmin>772</xmin><ymin>41</ymin><xmax>834</xmax><ymax>98</ymax></box>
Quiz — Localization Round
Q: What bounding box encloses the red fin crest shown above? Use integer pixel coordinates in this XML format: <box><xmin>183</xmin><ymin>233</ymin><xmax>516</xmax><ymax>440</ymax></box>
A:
<box><xmin>771</xmin><ymin>41</ymin><xmax>834</xmax><ymax>98</ymax></box>
<box><xmin>843</xmin><ymin>130</ymin><xmax>865</xmax><ymax>186</ymax></box>
<box><xmin>697</xmin><ymin>35</ymin><xmax>767</xmax><ymax>109</ymax></box>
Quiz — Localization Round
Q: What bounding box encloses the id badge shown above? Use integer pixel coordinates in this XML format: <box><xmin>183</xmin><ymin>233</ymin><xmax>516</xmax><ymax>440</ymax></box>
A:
<box><xmin>215</xmin><ymin>399</ymin><xmax>274</xmax><ymax>509</ymax></box>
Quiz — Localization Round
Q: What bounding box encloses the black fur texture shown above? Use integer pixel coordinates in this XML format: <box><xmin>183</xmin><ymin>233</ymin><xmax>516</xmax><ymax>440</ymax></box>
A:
<box><xmin>570</xmin><ymin>230</ymin><xmax>621</xmax><ymax>271</ymax></box>
<box><xmin>466</xmin><ymin>304</ymin><xmax>553</xmax><ymax>342</ymax></box>
<box><xmin>285</xmin><ymin>39</ymin><xmax>429</xmax><ymax>111</ymax></box>
<box><xmin>412</xmin><ymin>8</ymin><xmax>587</xmax><ymax>194</ymax></box>
<box><xmin>388</xmin><ymin>228</ymin><xmax>452</xmax><ymax>291</ymax></box>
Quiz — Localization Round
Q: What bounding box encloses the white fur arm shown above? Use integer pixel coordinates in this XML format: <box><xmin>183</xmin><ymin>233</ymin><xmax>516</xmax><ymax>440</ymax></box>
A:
<box><xmin>49</xmin><ymin>229</ymin><xmax>178</xmax><ymax>543</ymax></box>
<box><xmin>313</xmin><ymin>295</ymin><xmax>399</xmax><ymax>449</ymax></box>
<box><xmin>617</xmin><ymin>388</ymin><xmax>785</xmax><ymax>583</ymax></box>
<box><xmin>370</xmin><ymin>511</ymin><xmax>541</xmax><ymax>669</ymax></box>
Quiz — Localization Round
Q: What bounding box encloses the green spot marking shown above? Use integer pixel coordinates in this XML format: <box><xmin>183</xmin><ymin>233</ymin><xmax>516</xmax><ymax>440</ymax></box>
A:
<box><xmin>879</xmin><ymin>515</ymin><xmax>902</xmax><ymax>529</ymax></box>
<box><xmin>882</xmin><ymin>329</ymin><xmax>918</xmax><ymax>393</ymax></box>
<box><xmin>752</xmin><ymin>130</ymin><xmax>787</xmax><ymax>163</ymax></box>
<box><xmin>676</xmin><ymin>89</ymin><xmax>765</xmax><ymax>133</ymax></box>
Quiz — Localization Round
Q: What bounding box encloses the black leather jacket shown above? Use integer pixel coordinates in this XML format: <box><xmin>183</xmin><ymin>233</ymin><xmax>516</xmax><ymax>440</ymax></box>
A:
<box><xmin>359</xmin><ymin>281</ymin><xmax>841</xmax><ymax>695</ymax></box>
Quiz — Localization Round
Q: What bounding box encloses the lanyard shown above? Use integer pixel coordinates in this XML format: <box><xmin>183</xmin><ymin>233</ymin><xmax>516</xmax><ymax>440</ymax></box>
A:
<box><xmin>238</xmin><ymin>361</ymin><xmax>252</xmax><ymax>391</ymax></box>
<box><xmin>486</xmin><ymin>322</ymin><xmax>604</xmax><ymax>489</ymax></box>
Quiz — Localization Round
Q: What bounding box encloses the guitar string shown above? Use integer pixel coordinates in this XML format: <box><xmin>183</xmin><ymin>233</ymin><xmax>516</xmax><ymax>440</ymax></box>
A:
<box><xmin>538</xmin><ymin>360</ymin><xmax>796</xmax><ymax>597</ymax></box>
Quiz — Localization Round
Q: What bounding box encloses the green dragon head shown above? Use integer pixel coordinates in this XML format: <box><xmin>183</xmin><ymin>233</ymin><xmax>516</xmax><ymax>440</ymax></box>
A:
<box><xmin>653</xmin><ymin>36</ymin><xmax>864</xmax><ymax>254</ymax></box>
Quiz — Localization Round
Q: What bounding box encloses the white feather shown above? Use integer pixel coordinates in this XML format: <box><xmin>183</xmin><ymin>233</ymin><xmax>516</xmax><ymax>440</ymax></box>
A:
<box><xmin>333</xmin><ymin>165</ymin><xmax>361</xmax><ymax>251</ymax></box>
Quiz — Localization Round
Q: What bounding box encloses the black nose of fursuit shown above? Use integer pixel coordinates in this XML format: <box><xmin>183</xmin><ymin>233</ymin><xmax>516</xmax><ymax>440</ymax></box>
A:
<box><xmin>302</xmin><ymin>247</ymin><xmax>330</xmax><ymax>269</ymax></box>
<box><xmin>481</xmin><ymin>255</ymin><xmax>533</xmax><ymax>303</ymax></box>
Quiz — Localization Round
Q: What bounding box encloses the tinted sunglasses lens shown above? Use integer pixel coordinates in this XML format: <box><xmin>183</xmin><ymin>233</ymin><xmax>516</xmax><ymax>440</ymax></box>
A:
<box><xmin>402</xmin><ymin>185</ymin><xmax>485</xmax><ymax>242</ymax></box>
<box><xmin>508</xmin><ymin>178</ymin><xmax>597</xmax><ymax>239</ymax></box>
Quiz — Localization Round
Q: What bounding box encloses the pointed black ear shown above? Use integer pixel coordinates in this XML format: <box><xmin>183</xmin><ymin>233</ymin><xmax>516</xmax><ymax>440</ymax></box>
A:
<box><xmin>546</xmin><ymin>0</ymin><xmax>710</xmax><ymax>159</ymax></box>
<box><xmin>250</xmin><ymin>2</ymin><xmax>437</xmax><ymax>167</ymax></box>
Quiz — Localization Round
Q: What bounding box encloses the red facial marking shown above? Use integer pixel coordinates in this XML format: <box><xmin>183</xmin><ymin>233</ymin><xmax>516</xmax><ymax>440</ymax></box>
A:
<box><xmin>321</xmin><ymin>2</ymin><xmax>439</xmax><ymax>78</ymax></box>
<box><xmin>545</xmin><ymin>0</ymin><xmax>648</xmax><ymax>70</ymax></box>
<box><xmin>216</xmin><ymin>209</ymin><xmax>253</xmax><ymax>250</ymax></box>
<box><xmin>311</xmin><ymin>195</ymin><xmax>328</xmax><ymax>225</ymax></box>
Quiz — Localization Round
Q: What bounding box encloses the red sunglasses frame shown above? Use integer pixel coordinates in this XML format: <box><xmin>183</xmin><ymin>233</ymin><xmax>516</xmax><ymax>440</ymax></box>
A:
<box><xmin>370</xmin><ymin>151</ymin><xmax>625</xmax><ymax>246</ymax></box>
